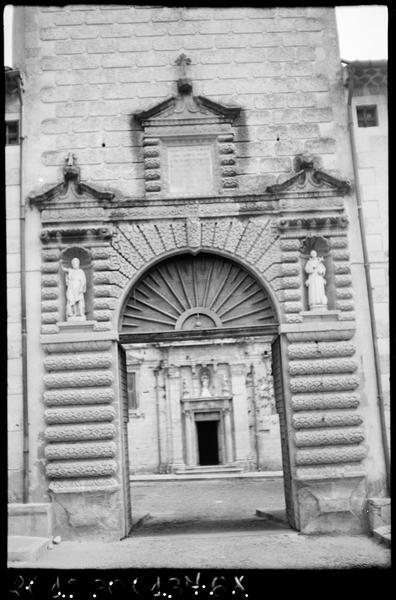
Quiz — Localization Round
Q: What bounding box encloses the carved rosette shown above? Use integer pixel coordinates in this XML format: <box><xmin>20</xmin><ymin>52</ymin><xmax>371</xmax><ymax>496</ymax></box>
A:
<box><xmin>43</xmin><ymin>341</ymin><xmax>118</xmax><ymax>491</ymax></box>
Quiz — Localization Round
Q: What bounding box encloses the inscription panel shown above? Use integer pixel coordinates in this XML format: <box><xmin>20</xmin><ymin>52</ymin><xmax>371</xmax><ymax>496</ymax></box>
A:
<box><xmin>166</xmin><ymin>144</ymin><xmax>215</xmax><ymax>197</ymax></box>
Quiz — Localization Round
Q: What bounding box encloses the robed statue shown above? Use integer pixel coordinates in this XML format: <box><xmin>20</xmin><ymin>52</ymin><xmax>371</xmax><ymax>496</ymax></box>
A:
<box><xmin>61</xmin><ymin>257</ymin><xmax>86</xmax><ymax>320</ymax></box>
<box><xmin>305</xmin><ymin>250</ymin><xmax>328</xmax><ymax>309</ymax></box>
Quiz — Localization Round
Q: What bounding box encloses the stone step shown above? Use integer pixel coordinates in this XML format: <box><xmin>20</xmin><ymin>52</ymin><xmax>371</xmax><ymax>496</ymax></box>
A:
<box><xmin>8</xmin><ymin>536</ymin><xmax>50</xmax><ymax>563</ymax></box>
<box><xmin>174</xmin><ymin>465</ymin><xmax>243</xmax><ymax>475</ymax></box>
<box><xmin>373</xmin><ymin>526</ymin><xmax>391</xmax><ymax>548</ymax></box>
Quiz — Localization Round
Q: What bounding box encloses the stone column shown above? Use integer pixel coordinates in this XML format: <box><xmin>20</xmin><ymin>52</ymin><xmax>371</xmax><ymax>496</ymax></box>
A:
<box><xmin>166</xmin><ymin>365</ymin><xmax>185</xmax><ymax>470</ymax></box>
<box><xmin>184</xmin><ymin>408</ymin><xmax>195</xmax><ymax>466</ymax></box>
<box><xmin>230</xmin><ymin>363</ymin><xmax>250</xmax><ymax>467</ymax></box>
<box><xmin>223</xmin><ymin>406</ymin><xmax>234</xmax><ymax>464</ymax></box>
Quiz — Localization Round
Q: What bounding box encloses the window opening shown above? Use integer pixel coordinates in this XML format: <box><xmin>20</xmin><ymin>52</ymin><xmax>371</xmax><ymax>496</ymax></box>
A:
<box><xmin>127</xmin><ymin>371</ymin><xmax>138</xmax><ymax>411</ymax></box>
<box><xmin>356</xmin><ymin>105</ymin><xmax>378</xmax><ymax>127</ymax></box>
<box><xmin>5</xmin><ymin>120</ymin><xmax>19</xmax><ymax>145</ymax></box>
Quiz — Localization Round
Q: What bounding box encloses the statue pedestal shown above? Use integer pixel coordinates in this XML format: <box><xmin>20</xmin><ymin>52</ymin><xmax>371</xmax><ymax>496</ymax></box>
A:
<box><xmin>58</xmin><ymin>320</ymin><xmax>96</xmax><ymax>334</ymax></box>
<box><xmin>301</xmin><ymin>310</ymin><xmax>340</xmax><ymax>322</ymax></box>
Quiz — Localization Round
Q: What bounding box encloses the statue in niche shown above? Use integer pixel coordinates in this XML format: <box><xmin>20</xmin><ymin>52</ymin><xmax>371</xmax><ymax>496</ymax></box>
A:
<box><xmin>305</xmin><ymin>250</ymin><xmax>328</xmax><ymax>309</ymax></box>
<box><xmin>199</xmin><ymin>368</ymin><xmax>212</xmax><ymax>398</ymax></box>
<box><xmin>61</xmin><ymin>257</ymin><xmax>87</xmax><ymax>320</ymax></box>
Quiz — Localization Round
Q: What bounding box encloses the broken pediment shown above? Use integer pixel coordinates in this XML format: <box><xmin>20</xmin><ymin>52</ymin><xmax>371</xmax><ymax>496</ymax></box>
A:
<box><xmin>29</xmin><ymin>153</ymin><xmax>115</xmax><ymax>208</ymax></box>
<box><xmin>135</xmin><ymin>53</ymin><xmax>240</xmax><ymax>129</ymax></box>
<box><xmin>135</xmin><ymin>91</ymin><xmax>240</xmax><ymax>128</ymax></box>
<box><xmin>266</xmin><ymin>155</ymin><xmax>351</xmax><ymax>195</ymax></box>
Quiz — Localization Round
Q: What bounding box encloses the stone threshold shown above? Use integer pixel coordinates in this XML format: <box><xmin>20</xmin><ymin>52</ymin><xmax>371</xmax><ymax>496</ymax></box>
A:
<box><xmin>130</xmin><ymin>471</ymin><xmax>283</xmax><ymax>481</ymax></box>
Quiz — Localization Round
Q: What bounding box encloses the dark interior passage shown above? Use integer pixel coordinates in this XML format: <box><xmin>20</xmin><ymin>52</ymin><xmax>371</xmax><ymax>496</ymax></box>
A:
<box><xmin>196</xmin><ymin>420</ymin><xmax>219</xmax><ymax>465</ymax></box>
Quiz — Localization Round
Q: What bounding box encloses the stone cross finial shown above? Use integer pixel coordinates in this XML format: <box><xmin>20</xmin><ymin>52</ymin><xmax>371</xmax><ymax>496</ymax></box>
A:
<box><xmin>66</xmin><ymin>152</ymin><xmax>76</xmax><ymax>167</ymax></box>
<box><xmin>175</xmin><ymin>53</ymin><xmax>191</xmax><ymax>77</ymax></box>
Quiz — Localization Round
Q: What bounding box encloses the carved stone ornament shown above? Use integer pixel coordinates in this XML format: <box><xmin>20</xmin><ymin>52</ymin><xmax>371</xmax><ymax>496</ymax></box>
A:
<box><xmin>304</xmin><ymin>250</ymin><xmax>328</xmax><ymax>310</ymax></box>
<box><xmin>266</xmin><ymin>154</ymin><xmax>351</xmax><ymax>195</ymax></box>
<box><xmin>29</xmin><ymin>154</ymin><xmax>115</xmax><ymax>208</ymax></box>
<box><xmin>61</xmin><ymin>257</ymin><xmax>87</xmax><ymax>321</ymax></box>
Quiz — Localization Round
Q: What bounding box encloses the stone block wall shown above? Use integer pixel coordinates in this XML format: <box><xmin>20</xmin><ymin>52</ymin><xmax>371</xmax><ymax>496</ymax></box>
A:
<box><xmin>6</xmin><ymin>88</ymin><xmax>23</xmax><ymax>502</ymax></box>
<box><xmin>351</xmin><ymin>90</ymin><xmax>389</xmax><ymax>444</ymax></box>
<box><xmin>19</xmin><ymin>6</ymin><xmax>352</xmax><ymax>198</ymax></box>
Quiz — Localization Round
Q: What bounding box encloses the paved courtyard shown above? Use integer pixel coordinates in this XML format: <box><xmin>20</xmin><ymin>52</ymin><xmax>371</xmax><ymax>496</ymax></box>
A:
<box><xmin>8</xmin><ymin>476</ymin><xmax>390</xmax><ymax>569</ymax></box>
<box><xmin>130</xmin><ymin>475</ymin><xmax>286</xmax><ymax>534</ymax></box>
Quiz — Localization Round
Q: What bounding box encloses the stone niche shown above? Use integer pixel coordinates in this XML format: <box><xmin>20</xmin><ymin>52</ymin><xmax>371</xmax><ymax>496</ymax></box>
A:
<box><xmin>134</xmin><ymin>56</ymin><xmax>241</xmax><ymax>198</ymax></box>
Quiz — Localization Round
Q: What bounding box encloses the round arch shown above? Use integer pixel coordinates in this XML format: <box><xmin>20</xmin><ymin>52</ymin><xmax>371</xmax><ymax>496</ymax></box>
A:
<box><xmin>116</xmin><ymin>249</ymin><xmax>280</xmax><ymax>334</ymax></box>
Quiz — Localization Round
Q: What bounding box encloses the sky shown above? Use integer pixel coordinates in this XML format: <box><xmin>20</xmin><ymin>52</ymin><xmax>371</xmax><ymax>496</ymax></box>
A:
<box><xmin>3</xmin><ymin>5</ymin><xmax>388</xmax><ymax>66</ymax></box>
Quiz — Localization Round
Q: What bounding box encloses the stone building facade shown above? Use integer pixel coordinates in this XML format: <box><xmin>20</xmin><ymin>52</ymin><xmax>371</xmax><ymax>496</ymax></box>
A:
<box><xmin>6</xmin><ymin>6</ymin><xmax>389</xmax><ymax>541</ymax></box>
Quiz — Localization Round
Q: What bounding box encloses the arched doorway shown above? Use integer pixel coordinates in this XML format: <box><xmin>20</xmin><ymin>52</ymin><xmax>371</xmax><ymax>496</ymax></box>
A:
<box><xmin>118</xmin><ymin>252</ymin><xmax>293</xmax><ymax>534</ymax></box>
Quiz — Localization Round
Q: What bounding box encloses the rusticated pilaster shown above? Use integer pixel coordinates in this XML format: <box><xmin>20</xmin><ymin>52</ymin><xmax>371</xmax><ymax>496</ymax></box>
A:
<box><xmin>44</xmin><ymin>388</ymin><xmax>114</xmax><ymax>406</ymax></box>
<box><xmin>44</xmin><ymin>353</ymin><xmax>112</xmax><ymax>371</ymax></box>
<box><xmin>44</xmin><ymin>406</ymin><xmax>115</xmax><ymax>424</ymax></box>
<box><xmin>292</xmin><ymin>412</ymin><xmax>362</xmax><ymax>429</ymax></box>
<box><xmin>44</xmin><ymin>423</ymin><xmax>115</xmax><ymax>442</ymax></box>
<box><xmin>46</xmin><ymin>459</ymin><xmax>117</xmax><ymax>479</ymax></box>
<box><xmin>45</xmin><ymin>441</ymin><xmax>117</xmax><ymax>460</ymax></box>
<box><xmin>291</xmin><ymin>393</ymin><xmax>360</xmax><ymax>411</ymax></box>
<box><xmin>287</xmin><ymin>342</ymin><xmax>355</xmax><ymax>360</ymax></box>
<box><xmin>42</xmin><ymin>339</ymin><xmax>118</xmax><ymax>495</ymax></box>
<box><xmin>296</xmin><ymin>446</ymin><xmax>367</xmax><ymax>465</ymax></box>
<box><xmin>290</xmin><ymin>375</ymin><xmax>359</xmax><ymax>394</ymax></box>
<box><xmin>295</xmin><ymin>428</ymin><xmax>365</xmax><ymax>447</ymax></box>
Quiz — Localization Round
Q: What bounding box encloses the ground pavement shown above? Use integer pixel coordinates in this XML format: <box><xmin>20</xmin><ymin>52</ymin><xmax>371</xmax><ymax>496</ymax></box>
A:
<box><xmin>8</xmin><ymin>475</ymin><xmax>390</xmax><ymax>570</ymax></box>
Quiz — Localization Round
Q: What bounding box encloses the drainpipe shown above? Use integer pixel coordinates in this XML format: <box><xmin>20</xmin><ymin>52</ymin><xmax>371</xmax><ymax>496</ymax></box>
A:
<box><xmin>154</xmin><ymin>366</ymin><xmax>162</xmax><ymax>472</ymax></box>
<box><xmin>343</xmin><ymin>60</ymin><xmax>390</xmax><ymax>493</ymax></box>
<box><xmin>15</xmin><ymin>71</ymin><xmax>29</xmax><ymax>503</ymax></box>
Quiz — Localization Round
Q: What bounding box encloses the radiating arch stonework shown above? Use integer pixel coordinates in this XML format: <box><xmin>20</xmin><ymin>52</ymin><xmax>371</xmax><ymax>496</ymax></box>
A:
<box><xmin>121</xmin><ymin>253</ymin><xmax>277</xmax><ymax>333</ymax></box>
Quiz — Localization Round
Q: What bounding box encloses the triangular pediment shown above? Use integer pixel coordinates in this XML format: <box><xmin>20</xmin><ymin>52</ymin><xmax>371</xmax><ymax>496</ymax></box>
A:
<box><xmin>135</xmin><ymin>88</ymin><xmax>240</xmax><ymax>128</ymax></box>
<box><xmin>29</xmin><ymin>156</ymin><xmax>114</xmax><ymax>207</ymax></box>
<box><xmin>266</xmin><ymin>156</ymin><xmax>351</xmax><ymax>195</ymax></box>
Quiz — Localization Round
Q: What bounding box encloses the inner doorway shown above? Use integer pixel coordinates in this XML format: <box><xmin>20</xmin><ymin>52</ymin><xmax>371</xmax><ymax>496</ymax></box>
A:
<box><xmin>196</xmin><ymin>419</ymin><xmax>220</xmax><ymax>466</ymax></box>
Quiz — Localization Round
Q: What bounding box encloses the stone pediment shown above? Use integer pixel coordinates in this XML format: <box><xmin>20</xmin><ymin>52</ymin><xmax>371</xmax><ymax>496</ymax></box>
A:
<box><xmin>29</xmin><ymin>153</ymin><xmax>115</xmax><ymax>209</ymax></box>
<box><xmin>135</xmin><ymin>92</ymin><xmax>240</xmax><ymax>128</ymax></box>
<box><xmin>266</xmin><ymin>156</ymin><xmax>351</xmax><ymax>195</ymax></box>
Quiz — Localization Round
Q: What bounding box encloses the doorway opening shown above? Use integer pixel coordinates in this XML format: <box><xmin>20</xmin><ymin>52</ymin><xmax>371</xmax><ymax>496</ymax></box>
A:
<box><xmin>118</xmin><ymin>252</ymin><xmax>294</xmax><ymax>537</ymax></box>
<box><xmin>196</xmin><ymin>418</ymin><xmax>220</xmax><ymax>466</ymax></box>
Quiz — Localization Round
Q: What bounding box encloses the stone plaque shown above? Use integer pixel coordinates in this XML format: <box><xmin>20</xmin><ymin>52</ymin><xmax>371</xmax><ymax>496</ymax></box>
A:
<box><xmin>167</xmin><ymin>144</ymin><xmax>214</xmax><ymax>196</ymax></box>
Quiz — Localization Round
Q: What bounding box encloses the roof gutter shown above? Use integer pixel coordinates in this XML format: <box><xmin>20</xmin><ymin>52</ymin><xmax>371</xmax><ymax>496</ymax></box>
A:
<box><xmin>342</xmin><ymin>59</ymin><xmax>390</xmax><ymax>493</ymax></box>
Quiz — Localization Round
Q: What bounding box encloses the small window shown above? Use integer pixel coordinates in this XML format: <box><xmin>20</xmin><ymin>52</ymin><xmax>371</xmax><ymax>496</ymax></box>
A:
<box><xmin>127</xmin><ymin>371</ymin><xmax>138</xmax><ymax>411</ymax></box>
<box><xmin>356</xmin><ymin>105</ymin><xmax>378</xmax><ymax>128</ymax></box>
<box><xmin>5</xmin><ymin>120</ymin><xmax>19</xmax><ymax>145</ymax></box>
